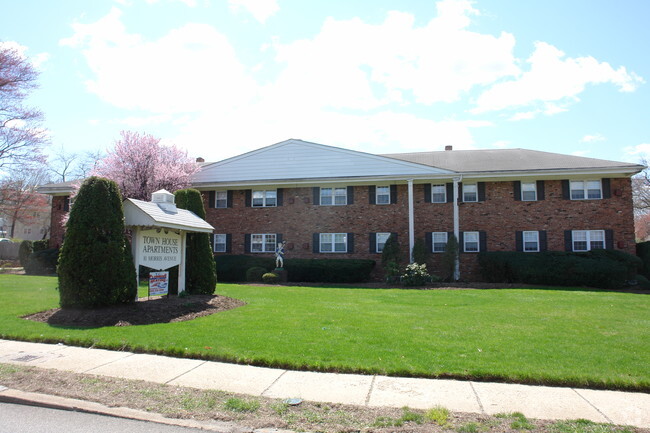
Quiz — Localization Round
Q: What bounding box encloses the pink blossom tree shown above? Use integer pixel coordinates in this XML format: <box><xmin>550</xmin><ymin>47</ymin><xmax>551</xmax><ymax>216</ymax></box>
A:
<box><xmin>93</xmin><ymin>131</ymin><xmax>200</xmax><ymax>201</ymax></box>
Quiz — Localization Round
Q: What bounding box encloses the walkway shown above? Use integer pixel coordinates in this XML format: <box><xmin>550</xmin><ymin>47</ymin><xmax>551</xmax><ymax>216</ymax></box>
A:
<box><xmin>0</xmin><ymin>339</ymin><xmax>648</xmax><ymax>428</ymax></box>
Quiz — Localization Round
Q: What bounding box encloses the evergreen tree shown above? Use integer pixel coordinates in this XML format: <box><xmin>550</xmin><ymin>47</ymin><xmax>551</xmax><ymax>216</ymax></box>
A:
<box><xmin>174</xmin><ymin>189</ymin><xmax>217</xmax><ymax>294</ymax></box>
<box><xmin>441</xmin><ymin>234</ymin><xmax>459</xmax><ymax>281</ymax></box>
<box><xmin>57</xmin><ymin>177</ymin><xmax>136</xmax><ymax>308</ymax></box>
<box><xmin>412</xmin><ymin>237</ymin><xmax>430</xmax><ymax>265</ymax></box>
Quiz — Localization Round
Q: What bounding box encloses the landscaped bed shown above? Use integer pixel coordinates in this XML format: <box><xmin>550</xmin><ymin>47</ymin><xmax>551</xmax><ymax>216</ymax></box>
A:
<box><xmin>0</xmin><ymin>274</ymin><xmax>648</xmax><ymax>392</ymax></box>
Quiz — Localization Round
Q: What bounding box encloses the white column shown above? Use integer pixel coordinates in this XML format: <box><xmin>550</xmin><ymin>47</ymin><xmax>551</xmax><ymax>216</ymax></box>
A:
<box><xmin>178</xmin><ymin>231</ymin><xmax>186</xmax><ymax>294</ymax></box>
<box><xmin>131</xmin><ymin>227</ymin><xmax>140</xmax><ymax>301</ymax></box>
<box><xmin>453</xmin><ymin>176</ymin><xmax>461</xmax><ymax>281</ymax></box>
<box><xmin>408</xmin><ymin>179</ymin><xmax>415</xmax><ymax>263</ymax></box>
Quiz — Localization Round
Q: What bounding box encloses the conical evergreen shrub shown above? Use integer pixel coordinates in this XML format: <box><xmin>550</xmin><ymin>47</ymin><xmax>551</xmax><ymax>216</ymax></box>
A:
<box><xmin>57</xmin><ymin>177</ymin><xmax>137</xmax><ymax>308</ymax></box>
<box><xmin>174</xmin><ymin>188</ymin><xmax>217</xmax><ymax>294</ymax></box>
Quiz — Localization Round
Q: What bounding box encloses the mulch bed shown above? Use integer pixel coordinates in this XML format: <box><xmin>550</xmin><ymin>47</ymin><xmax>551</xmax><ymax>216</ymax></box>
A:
<box><xmin>23</xmin><ymin>295</ymin><xmax>245</xmax><ymax>328</ymax></box>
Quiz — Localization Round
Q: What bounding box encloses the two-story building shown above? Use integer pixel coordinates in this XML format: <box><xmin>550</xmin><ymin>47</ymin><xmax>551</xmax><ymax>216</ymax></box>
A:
<box><xmin>40</xmin><ymin>139</ymin><xmax>644</xmax><ymax>280</ymax></box>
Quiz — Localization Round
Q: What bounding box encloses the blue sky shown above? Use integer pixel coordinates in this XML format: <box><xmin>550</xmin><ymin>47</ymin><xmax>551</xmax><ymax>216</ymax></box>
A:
<box><xmin>2</xmin><ymin>0</ymin><xmax>648</xmax><ymax>164</ymax></box>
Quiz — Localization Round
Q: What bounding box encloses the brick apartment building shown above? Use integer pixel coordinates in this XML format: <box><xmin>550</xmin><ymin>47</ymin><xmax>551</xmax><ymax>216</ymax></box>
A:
<box><xmin>40</xmin><ymin>139</ymin><xmax>643</xmax><ymax>280</ymax></box>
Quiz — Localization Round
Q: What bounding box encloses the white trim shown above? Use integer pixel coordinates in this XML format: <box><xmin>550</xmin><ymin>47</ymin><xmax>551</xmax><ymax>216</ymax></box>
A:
<box><xmin>376</xmin><ymin>232</ymin><xmax>391</xmax><ymax>253</ymax></box>
<box><xmin>251</xmin><ymin>233</ymin><xmax>276</xmax><ymax>253</ymax></box>
<box><xmin>213</xmin><ymin>233</ymin><xmax>227</xmax><ymax>252</ymax></box>
<box><xmin>432</xmin><ymin>232</ymin><xmax>448</xmax><ymax>253</ymax></box>
<box><xmin>215</xmin><ymin>191</ymin><xmax>228</xmax><ymax>208</ymax></box>
<box><xmin>463</xmin><ymin>231</ymin><xmax>480</xmax><ymax>253</ymax></box>
<box><xmin>571</xmin><ymin>230</ymin><xmax>605</xmax><ymax>251</ymax></box>
<box><xmin>376</xmin><ymin>186</ymin><xmax>391</xmax><ymax>205</ymax></box>
<box><xmin>521</xmin><ymin>182</ymin><xmax>537</xmax><ymax>201</ymax></box>
<box><xmin>252</xmin><ymin>190</ymin><xmax>277</xmax><ymax>207</ymax></box>
<box><xmin>319</xmin><ymin>233</ymin><xmax>348</xmax><ymax>253</ymax></box>
<box><xmin>462</xmin><ymin>183</ymin><xmax>478</xmax><ymax>202</ymax></box>
<box><xmin>431</xmin><ymin>184</ymin><xmax>446</xmax><ymax>203</ymax></box>
<box><xmin>408</xmin><ymin>179</ymin><xmax>415</xmax><ymax>263</ymax></box>
<box><xmin>570</xmin><ymin>180</ymin><xmax>602</xmax><ymax>200</ymax></box>
<box><xmin>523</xmin><ymin>231</ymin><xmax>539</xmax><ymax>252</ymax></box>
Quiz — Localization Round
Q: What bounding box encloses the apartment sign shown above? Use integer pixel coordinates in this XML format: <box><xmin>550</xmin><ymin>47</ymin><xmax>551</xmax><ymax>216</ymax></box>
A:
<box><xmin>137</xmin><ymin>229</ymin><xmax>182</xmax><ymax>270</ymax></box>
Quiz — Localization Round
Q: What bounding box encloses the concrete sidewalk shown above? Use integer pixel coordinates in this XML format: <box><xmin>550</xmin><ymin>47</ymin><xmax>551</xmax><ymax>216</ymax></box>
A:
<box><xmin>0</xmin><ymin>339</ymin><xmax>648</xmax><ymax>428</ymax></box>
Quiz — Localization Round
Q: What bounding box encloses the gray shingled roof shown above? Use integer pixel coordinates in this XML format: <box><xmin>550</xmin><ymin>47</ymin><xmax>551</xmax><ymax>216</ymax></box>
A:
<box><xmin>381</xmin><ymin>148</ymin><xmax>643</xmax><ymax>173</ymax></box>
<box><xmin>124</xmin><ymin>199</ymin><xmax>214</xmax><ymax>232</ymax></box>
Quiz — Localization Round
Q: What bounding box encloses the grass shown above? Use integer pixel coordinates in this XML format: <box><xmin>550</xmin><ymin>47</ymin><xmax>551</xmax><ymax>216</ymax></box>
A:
<box><xmin>1</xmin><ymin>274</ymin><xmax>649</xmax><ymax>391</ymax></box>
<box><xmin>426</xmin><ymin>405</ymin><xmax>451</xmax><ymax>426</ymax></box>
<box><xmin>224</xmin><ymin>397</ymin><xmax>260</xmax><ymax>412</ymax></box>
<box><xmin>549</xmin><ymin>419</ymin><xmax>634</xmax><ymax>433</ymax></box>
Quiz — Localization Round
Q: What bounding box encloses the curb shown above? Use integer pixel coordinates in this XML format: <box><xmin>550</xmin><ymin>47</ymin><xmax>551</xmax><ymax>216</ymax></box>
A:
<box><xmin>0</xmin><ymin>386</ymin><xmax>292</xmax><ymax>433</ymax></box>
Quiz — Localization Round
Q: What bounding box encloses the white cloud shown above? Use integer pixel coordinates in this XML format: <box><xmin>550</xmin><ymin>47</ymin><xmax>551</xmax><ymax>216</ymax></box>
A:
<box><xmin>229</xmin><ymin>0</ymin><xmax>279</xmax><ymax>24</ymax></box>
<box><xmin>581</xmin><ymin>133</ymin><xmax>605</xmax><ymax>143</ymax></box>
<box><xmin>625</xmin><ymin>143</ymin><xmax>650</xmax><ymax>160</ymax></box>
<box><xmin>0</xmin><ymin>40</ymin><xmax>50</xmax><ymax>69</ymax></box>
<box><xmin>509</xmin><ymin>111</ymin><xmax>537</xmax><ymax>121</ymax></box>
<box><xmin>60</xmin><ymin>8</ymin><xmax>257</xmax><ymax>114</ymax></box>
<box><xmin>492</xmin><ymin>140</ymin><xmax>510</xmax><ymax>148</ymax></box>
<box><xmin>571</xmin><ymin>150</ymin><xmax>589</xmax><ymax>157</ymax></box>
<box><xmin>474</xmin><ymin>41</ymin><xmax>644</xmax><ymax>113</ymax></box>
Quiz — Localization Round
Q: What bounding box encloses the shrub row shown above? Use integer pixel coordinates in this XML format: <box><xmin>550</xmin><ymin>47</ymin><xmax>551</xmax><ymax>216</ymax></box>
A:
<box><xmin>24</xmin><ymin>248</ymin><xmax>59</xmax><ymax>275</ymax></box>
<box><xmin>478</xmin><ymin>249</ymin><xmax>641</xmax><ymax>290</ymax></box>
<box><xmin>215</xmin><ymin>255</ymin><xmax>375</xmax><ymax>283</ymax></box>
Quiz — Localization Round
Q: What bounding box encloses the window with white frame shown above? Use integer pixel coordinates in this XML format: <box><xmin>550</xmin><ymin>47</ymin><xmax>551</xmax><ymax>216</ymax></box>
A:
<box><xmin>320</xmin><ymin>233</ymin><xmax>347</xmax><ymax>253</ymax></box>
<box><xmin>570</xmin><ymin>180</ymin><xmax>602</xmax><ymax>200</ymax></box>
<box><xmin>252</xmin><ymin>190</ymin><xmax>277</xmax><ymax>207</ymax></box>
<box><xmin>572</xmin><ymin>230</ymin><xmax>605</xmax><ymax>251</ymax></box>
<box><xmin>432</xmin><ymin>232</ymin><xmax>448</xmax><ymax>253</ymax></box>
<box><xmin>320</xmin><ymin>187</ymin><xmax>347</xmax><ymax>205</ymax></box>
<box><xmin>463</xmin><ymin>231</ymin><xmax>479</xmax><ymax>252</ymax></box>
<box><xmin>215</xmin><ymin>191</ymin><xmax>228</xmax><ymax>208</ymax></box>
<box><xmin>521</xmin><ymin>182</ymin><xmax>537</xmax><ymax>201</ymax></box>
<box><xmin>376</xmin><ymin>186</ymin><xmax>390</xmax><ymax>205</ymax></box>
<box><xmin>251</xmin><ymin>233</ymin><xmax>276</xmax><ymax>252</ymax></box>
<box><xmin>432</xmin><ymin>184</ymin><xmax>446</xmax><ymax>203</ymax></box>
<box><xmin>523</xmin><ymin>231</ymin><xmax>539</xmax><ymax>252</ymax></box>
<box><xmin>463</xmin><ymin>184</ymin><xmax>478</xmax><ymax>202</ymax></box>
<box><xmin>376</xmin><ymin>232</ymin><xmax>391</xmax><ymax>253</ymax></box>
<box><xmin>214</xmin><ymin>234</ymin><xmax>227</xmax><ymax>252</ymax></box>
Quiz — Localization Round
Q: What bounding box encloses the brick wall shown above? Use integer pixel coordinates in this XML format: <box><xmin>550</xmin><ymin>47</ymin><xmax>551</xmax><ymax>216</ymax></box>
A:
<box><xmin>202</xmin><ymin>177</ymin><xmax>636</xmax><ymax>281</ymax></box>
<box><xmin>49</xmin><ymin>195</ymin><xmax>69</xmax><ymax>249</ymax></box>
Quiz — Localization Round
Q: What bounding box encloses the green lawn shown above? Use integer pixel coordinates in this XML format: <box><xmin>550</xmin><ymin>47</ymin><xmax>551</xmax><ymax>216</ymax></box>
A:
<box><xmin>1</xmin><ymin>274</ymin><xmax>648</xmax><ymax>391</ymax></box>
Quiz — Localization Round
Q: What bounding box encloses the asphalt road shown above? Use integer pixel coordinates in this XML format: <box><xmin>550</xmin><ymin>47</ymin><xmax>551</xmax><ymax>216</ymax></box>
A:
<box><xmin>0</xmin><ymin>402</ymin><xmax>214</xmax><ymax>433</ymax></box>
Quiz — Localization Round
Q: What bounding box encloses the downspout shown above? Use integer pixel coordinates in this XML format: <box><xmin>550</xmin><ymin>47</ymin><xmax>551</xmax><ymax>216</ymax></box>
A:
<box><xmin>453</xmin><ymin>175</ymin><xmax>462</xmax><ymax>281</ymax></box>
<box><xmin>408</xmin><ymin>179</ymin><xmax>415</xmax><ymax>263</ymax></box>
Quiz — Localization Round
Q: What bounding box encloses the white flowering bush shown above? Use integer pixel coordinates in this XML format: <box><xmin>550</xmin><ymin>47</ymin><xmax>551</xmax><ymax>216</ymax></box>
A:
<box><xmin>401</xmin><ymin>263</ymin><xmax>432</xmax><ymax>286</ymax></box>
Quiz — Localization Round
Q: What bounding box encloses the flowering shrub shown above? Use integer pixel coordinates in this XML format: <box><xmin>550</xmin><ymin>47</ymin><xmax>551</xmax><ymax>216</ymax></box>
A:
<box><xmin>401</xmin><ymin>263</ymin><xmax>432</xmax><ymax>286</ymax></box>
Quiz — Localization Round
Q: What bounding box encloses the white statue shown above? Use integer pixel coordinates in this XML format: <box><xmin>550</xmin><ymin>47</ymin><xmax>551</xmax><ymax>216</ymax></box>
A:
<box><xmin>275</xmin><ymin>241</ymin><xmax>287</xmax><ymax>269</ymax></box>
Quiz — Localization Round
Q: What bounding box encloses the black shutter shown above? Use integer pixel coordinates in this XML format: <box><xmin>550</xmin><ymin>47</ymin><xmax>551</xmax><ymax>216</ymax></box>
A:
<box><xmin>425</xmin><ymin>232</ymin><xmax>432</xmax><ymax>252</ymax></box>
<box><xmin>564</xmin><ymin>230</ymin><xmax>573</xmax><ymax>251</ymax></box>
<box><xmin>347</xmin><ymin>233</ymin><xmax>354</xmax><ymax>253</ymax></box>
<box><xmin>313</xmin><ymin>187</ymin><xmax>320</xmax><ymax>205</ymax></box>
<box><xmin>391</xmin><ymin>232</ymin><xmax>398</xmax><ymax>245</ymax></box>
<box><xmin>347</xmin><ymin>186</ymin><xmax>354</xmax><ymax>204</ymax></box>
<box><xmin>479</xmin><ymin>231</ymin><xmax>487</xmax><ymax>252</ymax></box>
<box><xmin>539</xmin><ymin>231</ymin><xmax>547</xmax><ymax>252</ymax></box>
<box><xmin>515</xmin><ymin>231</ymin><xmax>523</xmax><ymax>252</ymax></box>
<box><xmin>277</xmin><ymin>188</ymin><xmax>283</xmax><ymax>206</ymax></box>
<box><xmin>459</xmin><ymin>232</ymin><xmax>465</xmax><ymax>253</ymax></box>
<box><xmin>605</xmin><ymin>229</ymin><xmax>614</xmax><ymax>249</ymax></box>
<box><xmin>277</xmin><ymin>233</ymin><xmax>283</xmax><ymax>245</ymax></box>
<box><xmin>446</xmin><ymin>183</ymin><xmax>453</xmax><ymax>203</ymax></box>
<box><xmin>458</xmin><ymin>182</ymin><xmax>463</xmax><ymax>202</ymax></box>
<box><xmin>210</xmin><ymin>233</ymin><xmax>215</xmax><ymax>251</ymax></box>
<box><xmin>424</xmin><ymin>184</ymin><xmax>431</xmax><ymax>203</ymax></box>
<box><xmin>390</xmin><ymin>185</ymin><xmax>397</xmax><ymax>204</ymax></box>
<box><xmin>63</xmin><ymin>197</ymin><xmax>70</xmax><ymax>212</ymax></box>
<box><xmin>227</xmin><ymin>190</ymin><xmax>233</xmax><ymax>208</ymax></box>
<box><xmin>369</xmin><ymin>186</ymin><xmax>376</xmax><ymax>204</ymax></box>
<box><xmin>536</xmin><ymin>181</ymin><xmax>545</xmax><ymax>201</ymax></box>
<box><xmin>245</xmin><ymin>190</ymin><xmax>252</xmax><ymax>207</ymax></box>
<box><xmin>245</xmin><ymin>234</ymin><xmax>251</xmax><ymax>253</ymax></box>
<box><xmin>209</xmin><ymin>191</ymin><xmax>216</xmax><ymax>208</ymax></box>
<box><xmin>602</xmin><ymin>178</ymin><xmax>611</xmax><ymax>199</ymax></box>
<box><xmin>312</xmin><ymin>233</ymin><xmax>320</xmax><ymax>253</ymax></box>
<box><xmin>226</xmin><ymin>234</ymin><xmax>232</xmax><ymax>253</ymax></box>
<box><xmin>478</xmin><ymin>182</ymin><xmax>486</xmax><ymax>202</ymax></box>
<box><xmin>513</xmin><ymin>181</ymin><xmax>521</xmax><ymax>201</ymax></box>
<box><xmin>369</xmin><ymin>233</ymin><xmax>377</xmax><ymax>253</ymax></box>
<box><xmin>562</xmin><ymin>180</ymin><xmax>570</xmax><ymax>199</ymax></box>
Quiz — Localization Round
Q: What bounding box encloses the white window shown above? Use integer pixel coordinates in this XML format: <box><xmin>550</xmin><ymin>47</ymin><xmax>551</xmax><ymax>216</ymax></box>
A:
<box><xmin>463</xmin><ymin>184</ymin><xmax>478</xmax><ymax>202</ymax></box>
<box><xmin>215</xmin><ymin>191</ymin><xmax>228</xmax><ymax>208</ymax></box>
<box><xmin>252</xmin><ymin>190</ymin><xmax>277</xmax><ymax>207</ymax></box>
<box><xmin>214</xmin><ymin>234</ymin><xmax>227</xmax><ymax>252</ymax></box>
<box><xmin>432</xmin><ymin>232</ymin><xmax>448</xmax><ymax>253</ymax></box>
<box><xmin>376</xmin><ymin>186</ymin><xmax>390</xmax><ymax>205</ymax></box>
<box><xmin>521</xmin><ymin>182</ymin><xmax>537</xmax><ymax>201</ymax></box>
<box><xmin>523</xmin><ymin>231</ymin><xmax>539</xmax><ymax>252</ymax></box>
<box><xmin>464</xmin><ymin>231</ymin><xmax>479</xmax><ymax>252</ymax></box>
<box><xmin>376</xmin><ymin>232</ymin><xmax>391</xmax><ymax>253</ymax></box>
<box><xmin>320</xmin><ymin>187</ymin><xmax>347</xmax><ymax>205</ymax></box>
<box><xmin>320</xmin><ymin>233</ymin><xmax>347</xmax><ymax>253</ymax></box>
<box><xmin>570</xmin><ymin>180</ymin><xmax>602</xmax><ymax>200</ymax></box>
<box><xmin>251</xmin><ymin>233</ymin><xmax>276</xmax><ymax>252</ymax></box>
<box><xmin>572</xmin><ymin>230</ymin><xmax>605</xmax><ymax>251</ymax></box>
<box><xmin>432</xmin><ymin>184</ymin><xmax>446</xmax><ymax>203</ymax></box>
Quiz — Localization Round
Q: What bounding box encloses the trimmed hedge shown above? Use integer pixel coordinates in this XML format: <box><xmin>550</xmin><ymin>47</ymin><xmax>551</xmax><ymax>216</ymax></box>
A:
<box><xmin>215</xmin><ymin>255</ymin><xmax>375</xmax><ymax>283</ymax></box>
<box><xmin>24</xmin><ymin>248</ymin><xmax>59</xmax><ymax>275</ymax></box>
<box><xmin>478</xmin><ymin>249</ymin><xmax>641</xmax><ymax>290</ymax></box>
<box><xmin>636</xmin><ymin>241</ymin><xmax>650</xmax><ymax>279</ymax></box>
<box><xmin>19</xmin><ymin>241</ymin><xmax>32</xmax><ymax>267</ymax></box>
